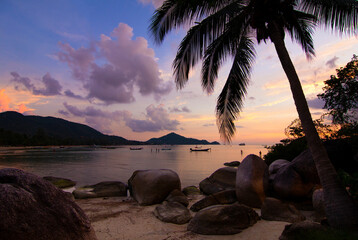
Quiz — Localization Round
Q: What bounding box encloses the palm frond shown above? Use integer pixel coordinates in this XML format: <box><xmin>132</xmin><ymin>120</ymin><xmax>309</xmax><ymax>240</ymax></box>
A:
<box><xmin>216</xmin><ymin>36</ymin><xmax>255</xmax><ymax>142</ymax></box>
<box><xmin>149</xmin><ymin>0</ymin><xmax>236</xmax><ymax>44</ymax></box>
<box><xmin>173</xmin><ymin>1</ymin><xmax>242</xmax><ymax>89</ymax></box>
<box><xmin>299</xmin><ymin>0</ymin><xmax>358</xmax><ymax>34</ymax></box>
<box><xmin>284</xmin><ymin>10</ymin><xmax>317</xmax><ymax>58</ymax></box>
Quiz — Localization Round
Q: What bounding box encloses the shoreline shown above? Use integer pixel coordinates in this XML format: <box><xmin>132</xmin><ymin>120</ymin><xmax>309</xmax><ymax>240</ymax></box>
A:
<box><xmin>76</xmin><ymin>196</ymin><xmax>290</xmax><ymax>240</ymax></box>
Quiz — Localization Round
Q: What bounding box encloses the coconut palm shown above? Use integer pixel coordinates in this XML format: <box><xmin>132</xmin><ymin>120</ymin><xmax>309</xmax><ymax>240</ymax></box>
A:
<box><xmin>150</xmin><ymin>0</ymin><xmax>358</xmax><ymax>228</ymax></box>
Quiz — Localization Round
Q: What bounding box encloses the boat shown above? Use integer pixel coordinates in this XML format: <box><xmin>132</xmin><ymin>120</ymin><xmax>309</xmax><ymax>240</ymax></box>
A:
<box><xmin>239</xmin><ymin>143</ymin><xmax>246</xmax><ymax>146</ymax></box>
<box><xmin>161</xmin><ymin>148</ymin><xmax>172</xmax><ymax>150</ymax></box>
<box><xmin>130</xmin><ymin>147</ymin><xmax>143</xmax><ymax>150</ymax></box>
<box><xmin>190</xmin><ymin>147</ymin><xmax>211</xmax><ymax>152</ymax></box>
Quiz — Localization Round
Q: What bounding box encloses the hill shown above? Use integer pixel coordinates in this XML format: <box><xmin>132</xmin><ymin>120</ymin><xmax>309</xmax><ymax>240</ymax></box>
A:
<box><xmin>145</xmin><ymin>132</ymin><xmax>220</xmax><ymax>145</ymax></box>
<box><xmin>0</xmin><ymin>111</ymin><xmax>139</xmax><ymax>146</ymax></box>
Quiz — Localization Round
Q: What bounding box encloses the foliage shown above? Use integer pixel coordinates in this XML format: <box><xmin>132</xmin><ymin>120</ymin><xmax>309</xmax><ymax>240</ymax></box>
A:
<box><xmin>264</xmin><ymin>137</ymin><xmax>307</xmax><ymax>166</ymax></box>
<box><xmin>318</xmin><ymin>55</ymin><xmax>358</xmax><ymax>124</ymax></box>
<box><xmin>338</xmin><ymin>170</ymin><xmax>358</xmax><ymax>201</ymax></box>
<box><xmin>284</xmin><ymin>118</ymin><xmax>335</xmax><ymax>140</ymax></box>
<box><xmin>150</xmin><ymin>0</ymin><xmax>358</xmax><ymax>142</ymax></box>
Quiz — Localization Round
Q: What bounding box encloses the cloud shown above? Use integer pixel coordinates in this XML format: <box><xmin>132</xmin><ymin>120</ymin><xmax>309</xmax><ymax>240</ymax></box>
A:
<box><xmin>325</xmin><ymin>56</ymin><xmax>339</xmax><ymax>68</ymax></box>
<box><xmin>57</xmin><ymin>23</ymin><xmax>173</xmax><ymax>104</ymax></box>
<box><xmin>0</xmin><ymin>89</ymin><xmax>33</xmax><ymax>113</ymax></box>
<box><xmin>62</xmin><ymin>102</ymin><xmax>131</xmax><ymax>134</ymax></box>
<box><xmin>11</xmin><ymin>72</ymin><xmax>62</xmax><ymax>96</ymax></box>
<box><xmin>64</xmin><ymin>90</ymin><xmax>85</xmax><ymax>99</ymax></box>
<box><xmin>138</xmin><ymin>0</ymin><xmax>164</xmax><ymax>8</ymax></box>
<box><xmin>169</xmin><ymin>106</ymin><xmax>191</xmax><ymax>113</ymax></box>
<box><xmin>307</xmin><ymin>97</ymin><xmax>325</xmax><ymax>109</ymax></box>
<box><xmin>203</xmin><ymin>123</ymin><xmax>215</xmax><ymax>127</ymax></box>
<box><xmin>125</xmin><ymin>104</ymin><xmax>180</xmax><ymax>132</ymax></box>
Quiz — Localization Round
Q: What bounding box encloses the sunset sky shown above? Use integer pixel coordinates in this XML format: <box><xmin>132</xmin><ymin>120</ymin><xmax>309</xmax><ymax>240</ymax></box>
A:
<box><xmin>0</xmin><ymin>0</ymin><xmax>357</xmax><ymax>145</ymax></box>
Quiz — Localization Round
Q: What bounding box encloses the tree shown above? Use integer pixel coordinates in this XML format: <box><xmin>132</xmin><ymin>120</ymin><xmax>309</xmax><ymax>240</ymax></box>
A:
<box><xmin>150</xmin><ymin>0</ymin><xmax>358</xmax><ymax>228</ymax></box>
<box><xmin>318</xmin><ymin>55</ymin><xmax>358</xmax><ymax>125</ymax></box>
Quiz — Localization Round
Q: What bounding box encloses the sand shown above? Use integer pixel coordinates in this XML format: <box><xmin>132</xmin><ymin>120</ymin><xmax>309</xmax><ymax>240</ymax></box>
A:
<box><xmin>76</xmin><ymin>196</ymin><xmax>290</xmax><ymax>240</ymax></box>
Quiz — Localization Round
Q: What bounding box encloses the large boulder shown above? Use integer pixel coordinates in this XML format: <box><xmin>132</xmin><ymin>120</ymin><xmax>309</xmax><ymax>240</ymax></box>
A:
<box><xmin>269</xmin><ymin>159</ymin><xmax>290</xmax><ymax>176</ymax></box>
<box><xmin>279</xmin><ymin>221</ymin><xmax>326</xmax><ymax>240</ymax></box>
<box><xmin>128</xmin><ymin>169</ymin><xmax>181</xmax><ymax>205</ymax></box>
<box><xmin>236</xmin><ymin>154</ymin><xmax>269</xmax><ymax>208</ymax></box>
<box><xmin>199</xmin><ymin>167</ymin><xmax>236</xmax><ymax>195</ymax></box>
<box><xmin>190</xmin><ymin>190</ymin><xmax>237</xmax><ymax>212</ymax></box>
<box><xmin>187</xmin><ymin>203</ymin><xmax>260</xmax><ymax>235</ymax></box>
<box><xmin>261</xmin><ymin>197</ymin><xmax>306</xmax><ymax>223</ymax></box>
<box><xmin>290</xmin><ymin>150</ymin><xmax>320</xmax><ymax>184</ymax></box>
<box><xmin>272</xmin><ymin>164</ymin><xmax>316</xmax><ymax>199</ymax></box>
<box><xmin>154</xmin><ymin>201</ymin><xmax>191</xmax><ymax>224</ymax></box>
<box><xmin>0</xmin><ymin>168</ymin><xmax>97</xmax><ymax>240</ymax></box>
<box><xmin>73</xmin><ymin>181</ymin><xmax>127</xmax><ymax>199</ymax></box>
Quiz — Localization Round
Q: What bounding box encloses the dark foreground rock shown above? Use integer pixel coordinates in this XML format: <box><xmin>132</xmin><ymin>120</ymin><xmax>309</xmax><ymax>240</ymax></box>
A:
<box><xmin>187</xmin><ymin>203</ymin><xmax>260</xmax><ymax>235</ymax></box>
<box><xmin>199</xmin><ymin>167</ymin><xmax>236</xmax><ymax>195</ymax></box>
<box><xmin>224</xmin><ymin>161</ymin><xmax>241</xmax><ymax>167</ymax></box>
<box><xmin>154</xmin><ymin>201</ymin><xmax>192</xmax><ymax>224</ymax></box>
<box><xmin>73</xmin><ymin>181</ymin><xmax>127</xmax><ymax>199</ymax></box>
<box><xmin>182</xmin><ymin>185</ymin><xmax>201</xmax><ymax>196</ymax></box>
<box><xmin>0</xmin><ymin>168</ymin><xmax>97</xmax><ymax>240</ymax></box>
<box><xmin>236</xmin><ymin>154</ymin><xmax>269</xmax><ymax>208</ymax></box>
<box><xmin>165</xmin><ymin>189</ymin><xmax>189</xmax><ymax>207</ymax></box>
<box><xmin>261</xmin><ymin>197</ymin><xmax>306</xmax><ymax>223</ymax></box>
<box><xmin>43</xmin><ymin>176</ymin><xmax>76</xmax><ymax>188</ymax></box>
<box><xmin>190</xmin><ymin>189</ymin><xmax>237</xmax><ymax>212</ymax></box>
<box><xmin>128</xmin><ymin>169</ymin><xmax>181</xmax><ymax>205</ymax></box>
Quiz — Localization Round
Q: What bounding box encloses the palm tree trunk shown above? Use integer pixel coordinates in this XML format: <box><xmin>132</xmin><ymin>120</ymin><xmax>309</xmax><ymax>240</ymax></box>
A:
<box><xmin>268</xmin><ymin>23</ymin><xmax>358</xmax><ymax>229</ymax></box>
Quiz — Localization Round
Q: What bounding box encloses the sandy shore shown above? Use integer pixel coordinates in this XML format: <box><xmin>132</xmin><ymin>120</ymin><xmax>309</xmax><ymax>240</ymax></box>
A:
<box><xmin>76</xmin><ymin>196</ymin><xmax>290</xmax><ymax>240</ymax></box>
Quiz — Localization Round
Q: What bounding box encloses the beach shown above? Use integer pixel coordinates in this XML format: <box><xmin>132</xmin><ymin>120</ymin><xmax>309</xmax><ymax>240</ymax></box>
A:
<box><xmin>76</xmin><ymin>196</ymin><xmax>290</xmax><ymax>240</ymax></box>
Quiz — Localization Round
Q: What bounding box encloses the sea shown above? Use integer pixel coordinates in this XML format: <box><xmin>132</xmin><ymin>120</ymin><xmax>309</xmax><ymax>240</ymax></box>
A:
<box><xmin>0</xmin><ymin>145</ymin><xmax>268</xmax><ymax>187</ymax></box>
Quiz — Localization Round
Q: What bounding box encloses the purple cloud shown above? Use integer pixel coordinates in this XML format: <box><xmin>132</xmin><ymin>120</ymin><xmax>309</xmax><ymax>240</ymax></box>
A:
<box><xmin>138</xmin><ymin>0</ymin><xmax>164</xmax><ymax>8</ymax></box>
<box><xmin>11</xmin><ymin>72</ymin><xmax>62</xmax><ymax>96</ymax></box>
<box><xmin>326</xmin><ymin>56</ymin><xmax>339</xmax><ymax>68</ymax></box>
<box><xmin>57</xmin><ymin>23</ymin><xmax>173</xmax><ymax>105</ymax></box>
<box><xmin>64</xmin><ymin>90</ymin><xmax>85</xmax><ymax>99</ymax></box>
<box><xmin>307</xmin><ymin>97</ymin><xmax>325</xmax><ymax>109</ymax></box>
<box><xmin>169</xmin><ymin>106</ymin><xmax>191</xmax><ymax>113</ymax></box>
<box><xmin>125</xmin><ymin>104</ymin><xmax>180</xmax><ymax>132</ymax></box>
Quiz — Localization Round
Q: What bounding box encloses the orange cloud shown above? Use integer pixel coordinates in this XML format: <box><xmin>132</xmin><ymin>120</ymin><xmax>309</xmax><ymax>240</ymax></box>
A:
<box><xmin>0</xmin><ymin>89</ymin><xmax>11</xmax><ymax>112</ymax></box>
<box><xmin>0</xmin><ymin>89</ymin><xmax>34</xmax><ymax>113</ymax></box>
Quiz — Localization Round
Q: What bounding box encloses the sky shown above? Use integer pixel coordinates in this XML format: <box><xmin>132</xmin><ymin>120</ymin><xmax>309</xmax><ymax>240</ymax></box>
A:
<box><xmin>0</xmin><ymin>0</ymin><xmax>357</xmax><ymax>145</ymax></box>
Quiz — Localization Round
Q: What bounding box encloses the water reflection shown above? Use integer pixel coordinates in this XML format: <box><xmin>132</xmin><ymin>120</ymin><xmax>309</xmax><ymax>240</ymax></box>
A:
<box><xmin>0</xmin><ymin>145</ymin><xmax>267</xmax><ymax>187</ymax></box>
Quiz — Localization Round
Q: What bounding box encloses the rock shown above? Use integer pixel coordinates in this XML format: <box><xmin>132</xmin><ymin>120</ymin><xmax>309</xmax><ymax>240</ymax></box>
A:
<box><xmin>165</xmin><ymin>189</ymin><xmax>189</xmax><ymax>207</ymax></box>
<box><xmin>182</xmin><ymin>186</ymin><xmax>201</xmax><ymax>196</ymax></box>
<box><xmin>279</xmin><ymin>220</ymin><xmax>326</xmax><ymax>240</ymax></box>
<box><xmin>312</xmin><ymin>188</ymin><xmax>325</xmax><ymax>220</ymax></box>
<box><xmin>199</xmin><ymin>167</ymin><xmax>236</xmax><ymax>195</ymax></box>
<box><xmin>261</xmin><ymin>197</ymin><xmax>306</xmax><ymax>223</ymax></box>
<box><xmin>43</xmin><ymin>176</ymin><xmax>76</xmax><ymax>188</ymax></box>
<box><xmin>224</xmin><ymin>161</ymin><xmax>241</xmax><ymax>167</ymax></box>
<box><xmin>268</xmin><ymin>159</ymin><xmax>290</xmax><ymax>175</ymax></box>
<box><xmin>154</xmin><ymin>201</ymin><xmax>191</xmax><ymax>224</ymax></box>
<box><xmin>236</xmin><ymin>154</ymin><xmax>269</xmax><ymax>208</ymax></box>
<box><xmin>128</xmin><ymin>169</ymin><xmax>181</xmax><ymax>205</ymax></box>
<box><xmin>187</xmin><ymin>203</ymin><xmax>260</xmax><ymax>235</ymax></box>
<box><xmin>0</xmin><ymin>168</ymin><xmax>97</xmax><ymax>240</ymax></box>
<box><xmin>190</xmin><ymin>190</ymin><xmax>237</xmax><ymax>212</ymax></box>
<box><xmin>290</xmin><ymin>149</ymin><xmax>320</xmax><ymax>184</ymax></box>
<box><xmin>73</xmin><ymin>181</ymin><xmax>127</xmax><ymax>199</ymax></box>
<box><xmin>272</xmin><ymin>164</ymin><xmax>315</xmax><ymax>199</ymax></box>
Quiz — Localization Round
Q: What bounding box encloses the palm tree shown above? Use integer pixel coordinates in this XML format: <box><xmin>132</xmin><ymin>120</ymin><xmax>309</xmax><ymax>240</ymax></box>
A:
<box><xmin>150</xmin><ymin>0</ymin><xmax>358</xmax><ymax>229</ymax></box>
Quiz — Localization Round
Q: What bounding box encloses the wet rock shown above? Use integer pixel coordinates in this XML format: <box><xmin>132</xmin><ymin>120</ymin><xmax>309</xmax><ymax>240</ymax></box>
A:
<box><xmin>261</xmin><ymin>197</ymin><xmax>306</xmax><ymax>223</ymax></box>
<box><xmin>236</xmin><ymin>154</ymin><xmax>269</xmax><ymax>208</ymax></box>
<box><xmin>43</xmin><ymin>176</ymin><xmax>76</xmax><ymax>189</ymax></box>
<box><xmin>0</xmin><ymin>168</ymin><xmax>97</xmax><ymax>240</ymax></box>
<box><xmin>279</xmin><ymin>220</ymin><xmax>326</xmax><ymax>240</ymax></box>
<box><xmin>73</xmin><ymin>181</ymin><xmax>127</xmax><ymax>199</ymax></box>
<box><xmin>128</xmin><ymin>169</ymin><xmax>181</xmax><ymax>205</ymax></box>
<box><xmin>182</xmin><ymin>186</ymin><xmax>201</xmax><ymax>196</ymax></box>
<box><xmin>224</xmin><ymin>161</ymin><xmax>241</xmax><ymax>167</ymax></box>
<box><xmin>199</xmin><ymin>167</ymin><xmax>236</xmax><ymax>195</ymax></box>
<box><xmin>187</xmin><ymin>203</ymin><xmax>260</xmax><ymax>235</ymax></box>
<box><xmin>190</xmin><ymin>189</ymin><xmax>237</xmax><ymax>212</ymax></box>
<box><xmin>165</xmin><ymin>189</ymin><xmax>189</xmax><ymax>207</ymax></box>
<box><xmin>154</xmin><ymin>201</ymin><xmax>191</xmax><ymax>224</ymax></box>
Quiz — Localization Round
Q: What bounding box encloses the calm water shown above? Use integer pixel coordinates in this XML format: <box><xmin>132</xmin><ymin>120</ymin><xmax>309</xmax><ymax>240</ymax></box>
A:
<box><xmin>0</xmin><ymin>145</ymin><xmax>267</xmax><ymax>187</ymax></box>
